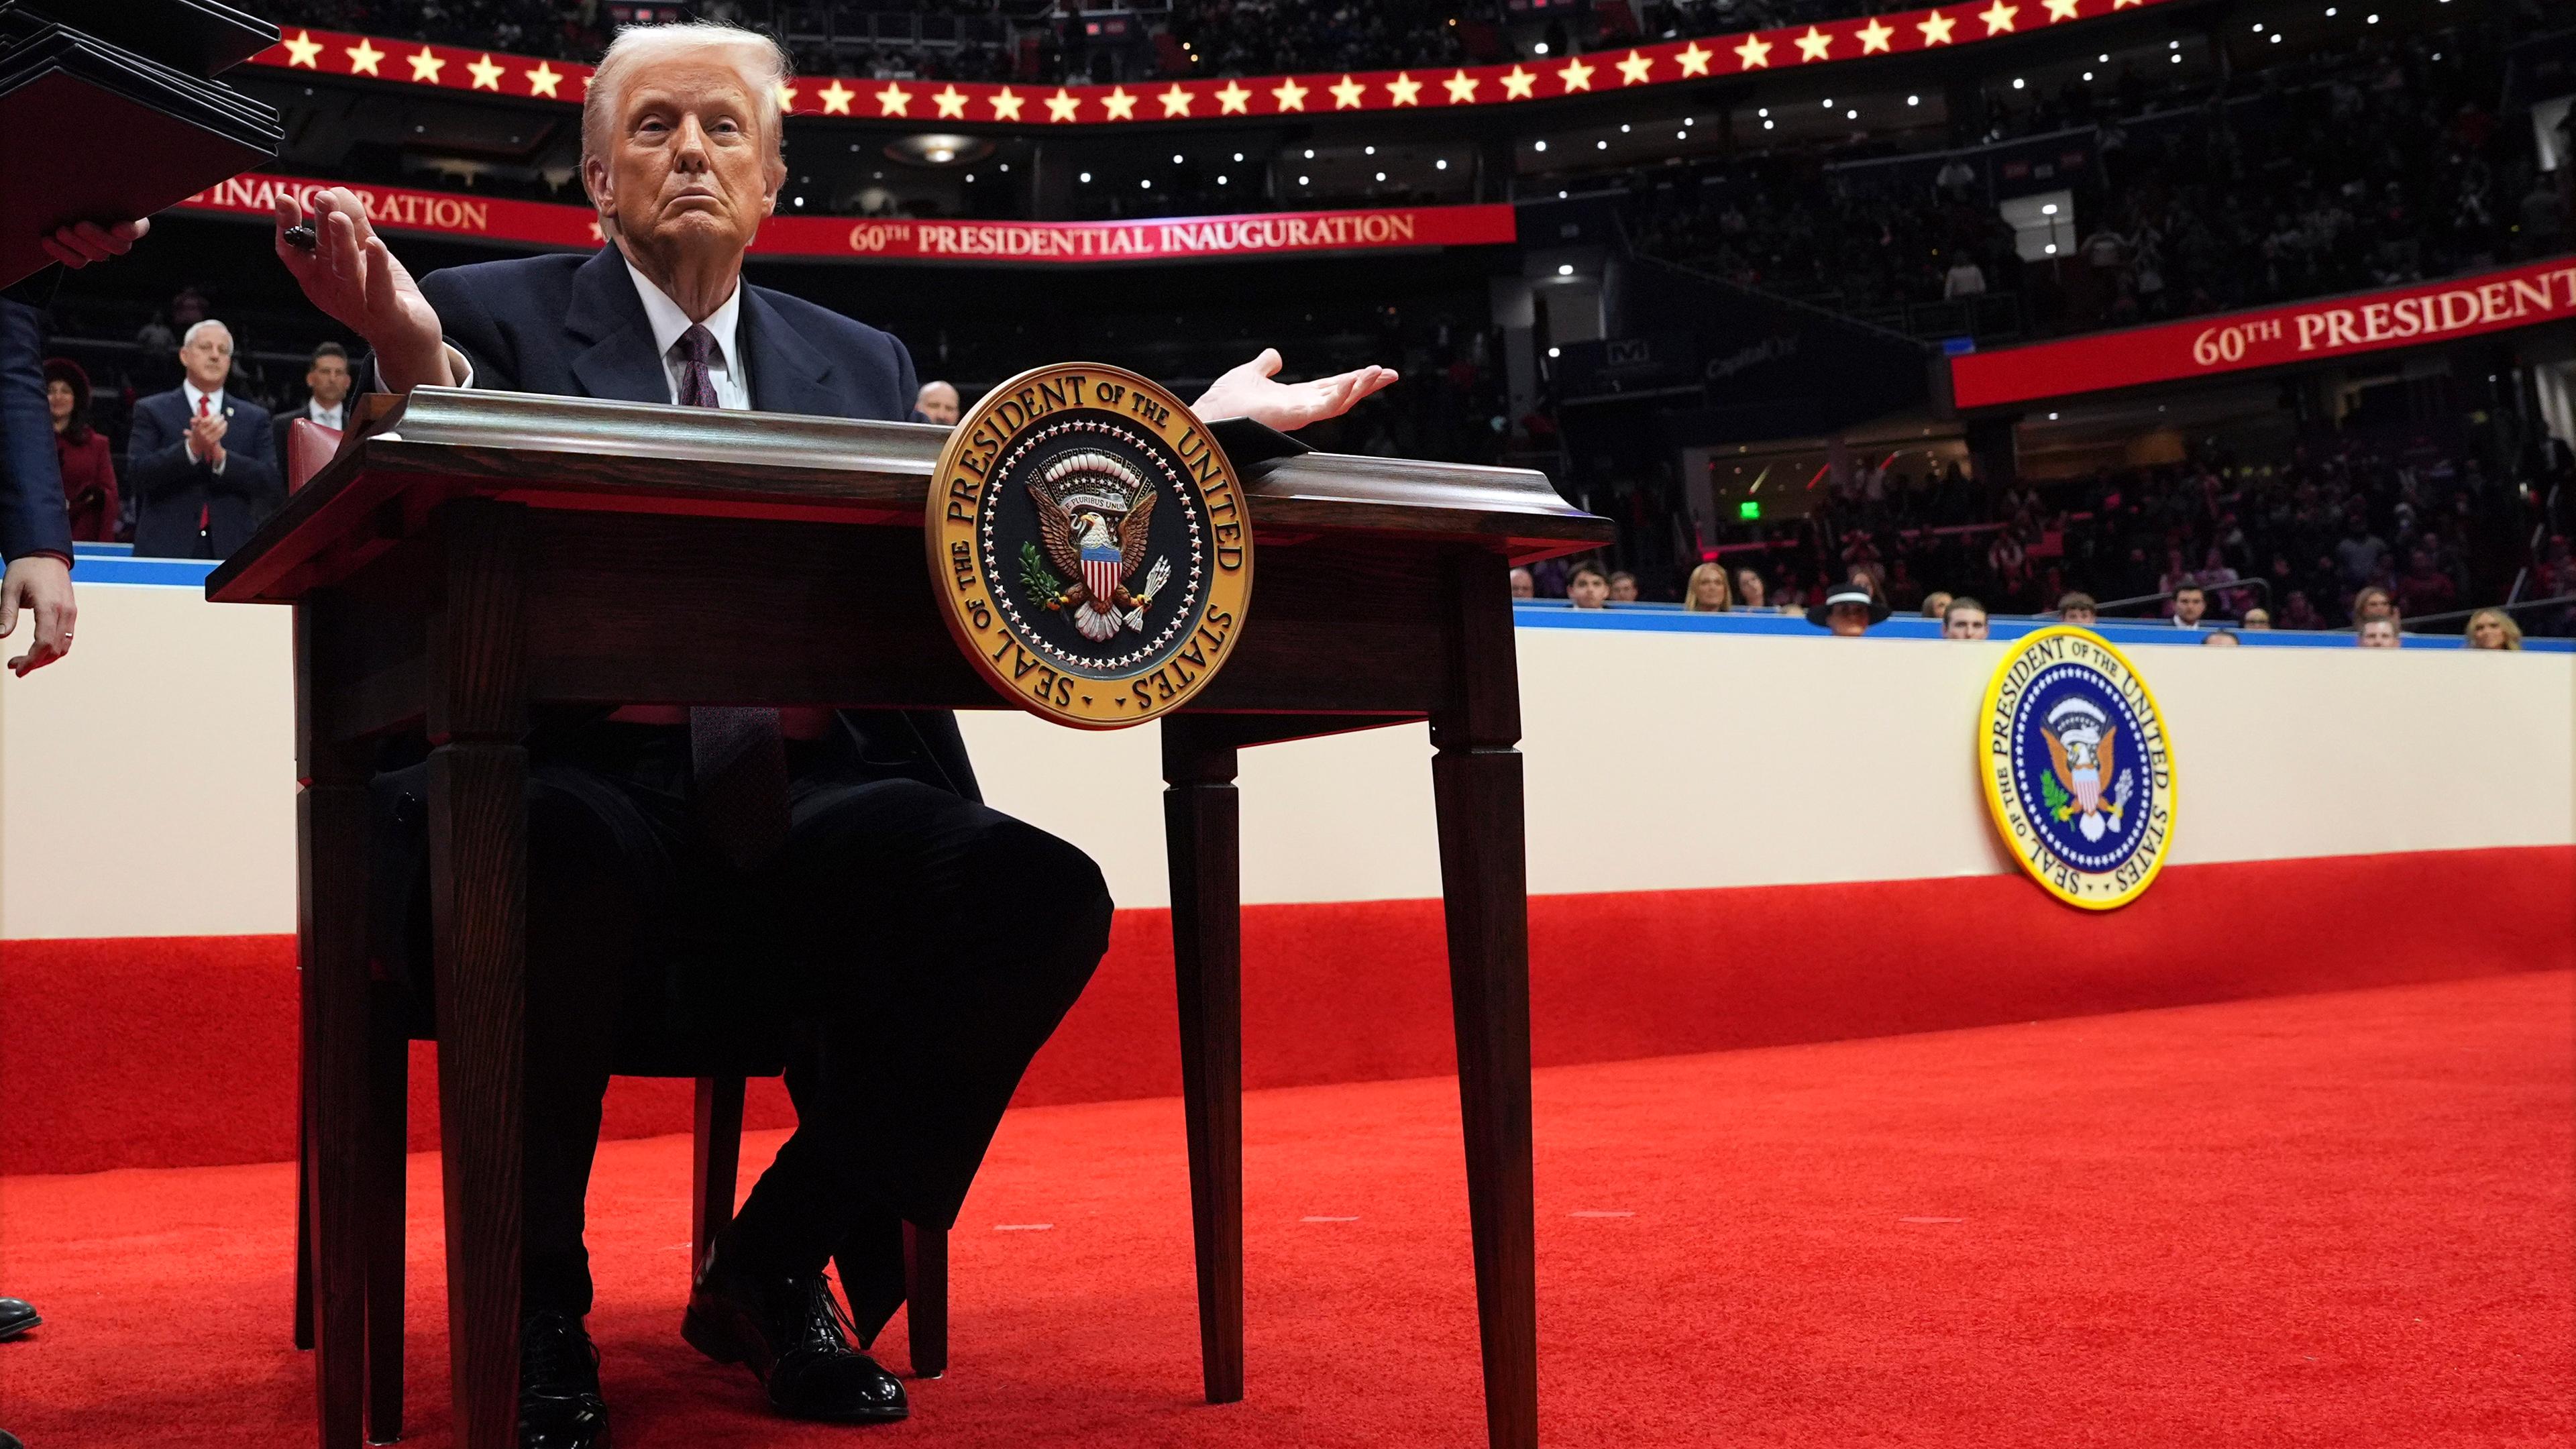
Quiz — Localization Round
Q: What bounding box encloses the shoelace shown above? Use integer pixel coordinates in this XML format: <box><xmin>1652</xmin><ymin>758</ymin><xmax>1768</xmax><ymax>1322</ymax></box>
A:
<box><xmin>797</xmin><ymin>1273</ymin><xmax>863</xmax><ymax>1356</ymax></box>
<box><xmin>523</xmin><ymin>1312</ymin><xmax>600</xmax><ymax>1393</ymax></box>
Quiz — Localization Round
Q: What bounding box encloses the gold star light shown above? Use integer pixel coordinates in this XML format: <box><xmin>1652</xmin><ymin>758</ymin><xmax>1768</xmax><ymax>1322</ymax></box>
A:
<box><xmin>407</xmin><ymin>46</ymin><xmax>445</xmax><ymax>83</ymax></box>
<box><xmin>1444</xmin><ymin>70</ymin><xmax>1479</xmax><ymax>103</ymax></box>
<box><xmin>1617</xmin><ymin>50</ymin><xmax>1654</xmax><ymax>84</ymax></box>
<box><xmin>934</xmin><ymin>85</ymin><xmax>967</xmax><ymax>119</ymax></box>
<box><xmin>1271</xmin><ymin>76</ymin><xmax>1309</xmax><ymax>110</ymax></box>
<box><xmin>1159</xmin><ymin>84</ymin><xmax>1194</xmax><ymax>117</ymax></box>
<box><xmin>818</xmin><ymin>78</ymin><xmax>853</xmax><ymax>114</ymax></box>
<box><xmin>1557</xmin><ymin>56</ymin><xmax>1596</xmax><ymax>91</ymax></box>
<box><xmin>2110</xmin><ymin>0</ymin><xmax>2140</xmax><ymax>7</ymax></box>
<box><xmin>1501</xmin><ymin>66</ymin><xmax>1538</xmax><ymax>98</ymax></box>
<box><xmin>1733</xmin><ymin>34</ymin><xmax>1772</xmax><ymax>68</ymax></box>
<box><xmin>1856</xmin><ymin>18</ymin><xmax>1896</xmax><ymax>52</ymax></box>
<box><xmin>526</xmin><ymin>61</ymin><xmax>562</xmax><ymax>98</ymax></box>
<box><xmin>1330</xmin><ymin>74</ymin><xmax>1366</xmax><ymax>108</ymax></box>
<box><xmin>1794</xmin><ymin>27</ymin><xmax>1833</xmax><ymax>61</ymax></box>
<box><xmin>2045</xmin><ymin>0</ymin><xmax>2082</xmax><ymax>17</ymax></box>
<box><xmin>467</xmin><ymin>53</ymin><xmax>504</xmax><ymax>90</ymax></box>
<box><xmin>1102</xmin><ymin>87</ymin><xmax>1137</xmax><ymax>119</ymax></box>
<box><xmin>1386</xmin><ymin>72</ymin><xmax>1422</xmax><ymax>105</ymax></box>
<box><xmin>1217</xmin><ymin>80</ymin><xmax>1252</xmax><ymax>113</ymax></box>
<box><xmin>775</xmin><ymin>81</ymin><xmax>798</xmax><ymax>110</ymax></box>
<box><xmin>874</xmin><ymin>82</ymin><xmax>910</xmax><ymax>117</ymax></box>
<box><xmin>1980</xmin><ymin>1</ymin><xmax>2019</xmax><ymax>32</ymax></box>
<box><xmin>1045</xmin><ymin>88</ymin><xmax>1081</xmax><ymax>121</ymax></box>
<box><xmin>282</xmin><ymin>30</ymin><xmax>322</xmax><ymax>68</ymax></box>
<box><xmin>1918</xmin><ymin>10</ymin><xmax>1958</xmax><ymax>44</ymax></box>
<box><xmin>991</xmin><ymin>87</ymin><xmax>1026</xmax><ymax>121</ymax></box>
<box><xmin>345</xmin><ymin>38</ymin><xmax>384</xmax><ymax>76</ymax></box>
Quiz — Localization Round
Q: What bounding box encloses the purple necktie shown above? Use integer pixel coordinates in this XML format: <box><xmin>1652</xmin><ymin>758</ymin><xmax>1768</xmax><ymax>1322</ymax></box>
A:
<box><xmin>673</xmin><ymin>324</ymin><xmax>788</xmax><ymax>870</ymax></box>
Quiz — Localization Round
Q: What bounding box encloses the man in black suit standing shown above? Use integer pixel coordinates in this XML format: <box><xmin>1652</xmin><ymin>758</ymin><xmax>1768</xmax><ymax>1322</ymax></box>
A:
<box><xmin>125</xmin><ymin>317</ymin><xmax>283</xmax><ymax>558</ymax></box>
<box><xmin>5</xmin><ymin>218</ymin><xmax>152</xmax><ymax>1449</ymax></box>
<box><xmin>275</xmin><ymin>19</ymin><xmax>1392</xmax><ymax>1448</ymax></box>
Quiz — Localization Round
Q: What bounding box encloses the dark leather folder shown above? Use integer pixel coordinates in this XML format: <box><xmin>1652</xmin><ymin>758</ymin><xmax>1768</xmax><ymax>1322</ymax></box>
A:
<box><xmin>0</xmin><ymin>16</ymin><xmax>280</xmax><ymax>288</ymax></box>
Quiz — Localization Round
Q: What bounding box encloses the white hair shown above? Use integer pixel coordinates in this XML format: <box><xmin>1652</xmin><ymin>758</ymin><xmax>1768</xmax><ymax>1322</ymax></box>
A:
<box><xmin>180</xmin><ymin>319</ymin><xmax>232</xmax><ymax>348</ymax></box>
<box><xmin>582</xmin><ymin>21</ymin><xmax>790</xmax><ymax>164</ymax></box>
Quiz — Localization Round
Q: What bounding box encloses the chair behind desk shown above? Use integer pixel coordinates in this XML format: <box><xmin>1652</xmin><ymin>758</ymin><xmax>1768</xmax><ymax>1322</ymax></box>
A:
<box><xmin>284</xmin><ymin>418</ymin><xmax>341</xmax><ymax>492</ymax></box>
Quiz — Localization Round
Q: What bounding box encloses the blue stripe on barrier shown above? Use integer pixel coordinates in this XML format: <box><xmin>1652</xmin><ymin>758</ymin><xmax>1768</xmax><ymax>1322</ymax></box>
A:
<box><xmin>75</xmin><ymin>557</ymin><xmax>221</xmax><ymax>588</ymax></box>
<box><xmin>1510</xmin><ymin>600</ymin><xmax>2576</xmax><ymax>651</ymax></box>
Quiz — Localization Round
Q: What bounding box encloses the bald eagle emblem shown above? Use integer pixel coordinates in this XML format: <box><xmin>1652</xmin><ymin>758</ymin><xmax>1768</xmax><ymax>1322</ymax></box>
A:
<box><xmin>2039</xmin><ymin>696</ymin><xmax>2132</xmax><ymax>843</ymax></box>
<box><xmin>1016</xmin><ymin>451</ymin><xmax>1175</xmax><ymax>642</ymax></box>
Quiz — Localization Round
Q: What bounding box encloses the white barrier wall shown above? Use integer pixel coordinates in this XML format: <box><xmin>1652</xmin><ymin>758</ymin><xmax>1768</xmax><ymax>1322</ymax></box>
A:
<box><xmin>3</xmin><ymin>586</ymin><xmax>2571</xmax><ymax>938</ymax></box>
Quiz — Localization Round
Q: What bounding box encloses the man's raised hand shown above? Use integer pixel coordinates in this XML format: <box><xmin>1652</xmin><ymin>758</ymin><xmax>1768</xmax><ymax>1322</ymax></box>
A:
<box><xmin>272</xmin><ymin>189</ymin><xmax>455</xmax><ymax>393</ymax></box>
<box><xmin>1193</xmin><ymin>349</ymin><xmax>1397</xmax><ymax>433</ymax></box>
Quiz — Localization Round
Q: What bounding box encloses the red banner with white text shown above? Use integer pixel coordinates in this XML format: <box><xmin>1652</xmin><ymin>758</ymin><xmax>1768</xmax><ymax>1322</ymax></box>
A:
<box><xmin>169</xmin><ymin>173</ymin><xmax>1516</xmax><ymax>263</ymax></box>
<box><xmin>1949</xmin><ymin>256</ymin><xmax>2576</xmax><ymax>409</ymax></box>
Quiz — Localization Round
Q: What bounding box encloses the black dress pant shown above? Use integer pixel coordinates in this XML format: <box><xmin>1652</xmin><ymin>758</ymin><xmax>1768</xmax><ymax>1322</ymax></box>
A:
<box><xmin>394</xmin><ymin>722</ymin><xmax>1112</xmax><ymax>1328</ymax></box>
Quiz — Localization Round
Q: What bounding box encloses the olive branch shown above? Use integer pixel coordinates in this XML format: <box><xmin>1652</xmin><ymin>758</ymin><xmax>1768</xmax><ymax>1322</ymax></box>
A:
<box><xmin>2038</xmin><ymin>768</ymin><xmax>2074</xmax><ymax>821</ymax></box>
<box><xmin>1019</xmin><ymin>541</ymin><xmax>1067</xmax><ymax>610</ymax></box>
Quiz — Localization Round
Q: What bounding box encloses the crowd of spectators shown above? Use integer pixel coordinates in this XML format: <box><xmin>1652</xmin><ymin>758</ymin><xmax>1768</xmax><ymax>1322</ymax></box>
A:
<box><xmin>1634</xmin><ymin>24</ymin><xmax>2558</xmax><ymax>341</ymax></box>
<box><xmin>1524</xmin><ymin>431</ymin><xmax>2574</xmax><ymax>641</ymax></box>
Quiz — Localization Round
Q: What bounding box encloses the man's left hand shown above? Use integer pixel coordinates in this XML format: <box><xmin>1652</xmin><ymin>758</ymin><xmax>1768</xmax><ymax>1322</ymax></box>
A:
<box><xmin>40</xmin><ymin>219</ymin><xmax>149</xmax><ymax>270</ymax></box>
<box><xmin>1194</xmin><ymin>349</ymin><xmax>1396</xmax><ymax>432</ymax></box>
<box><xmin>1</xmin><ymin>555</ymin><xmax>76</xmax><ymax>676</ymax></box>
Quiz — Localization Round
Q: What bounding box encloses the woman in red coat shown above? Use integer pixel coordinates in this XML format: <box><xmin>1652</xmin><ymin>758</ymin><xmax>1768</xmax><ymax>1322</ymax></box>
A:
<box><xmin>43</xmin><ymin>357</ymin><xmax>119</xmax><ymax>543</ymax></box>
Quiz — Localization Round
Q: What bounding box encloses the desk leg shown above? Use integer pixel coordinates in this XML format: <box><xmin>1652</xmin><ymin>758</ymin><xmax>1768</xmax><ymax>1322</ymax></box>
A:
<box><xmin>1162</xmin><ymin>720</ymin><xmax>1244</xmax><ymax>1404</ymax></box>
<box><xmin>1432</xmin><ymin>550</ymin><xmax>1538</xmax><ymax>1449</ymax></box>
<box><xmin>427</xmin><ymin>501</ymin><xmax>531</xmax><ymax>1449</ymax></box>
<box><xmin>297</xmin><ymin>727</ymin><xmax>371</xmax><ymax>1449</ymax></box>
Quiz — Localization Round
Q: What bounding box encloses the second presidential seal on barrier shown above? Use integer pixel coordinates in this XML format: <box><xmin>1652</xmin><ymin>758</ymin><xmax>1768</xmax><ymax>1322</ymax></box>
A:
<box><xmin>1978</xmin><ymin>626</ymin><xmax>2180</xmax><ymax>910</ymax></box>
<box><xmin>928</xmin><ymin>363</ymin><xmax>1254</xmax><ymax>729</ymax></box>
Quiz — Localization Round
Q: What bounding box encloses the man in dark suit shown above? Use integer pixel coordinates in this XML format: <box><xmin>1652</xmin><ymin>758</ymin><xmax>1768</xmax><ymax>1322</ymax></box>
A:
<box><xmin>125</xmin><ymin>317</ymin><xmax>284</xmax><ymax>558</ymax></box>
<box><xmin>270</xmin><ymin>339</ymin><xmax>353</xmax><ymax>477</ymax></box>
<box><xmin>0</xmin><ymin>297</ymin><xmax>75</xmax><ymax>676</ymax></box>
<box><xmin>276</xmin><ymin>20</ymin><xmax>1391</xmax><ymax>1449</ymax></box>
<box><xmin>5</xmin><ymin>219</ymin><xmax>151</xmax><ymax>1449</ymax></box>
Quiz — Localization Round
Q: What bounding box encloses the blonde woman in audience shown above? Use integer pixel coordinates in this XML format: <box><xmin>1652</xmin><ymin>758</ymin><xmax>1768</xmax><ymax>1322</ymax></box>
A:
<box><xmin>1683</xmin><ymin>561</ymin><xmax>1733</xmax><ymax>612</ymax></box>
<box><xmin>2465</xmin><ymin>608</ymin><xmax>2523</xmax><ymax>650</ymax></box>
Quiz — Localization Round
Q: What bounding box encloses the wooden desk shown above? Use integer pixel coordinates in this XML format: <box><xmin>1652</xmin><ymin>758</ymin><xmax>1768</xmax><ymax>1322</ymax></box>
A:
<box><xmin>207</xmin><ymin>388</ymin><xmax>1610</xmax><ymax>1449</ymax></box>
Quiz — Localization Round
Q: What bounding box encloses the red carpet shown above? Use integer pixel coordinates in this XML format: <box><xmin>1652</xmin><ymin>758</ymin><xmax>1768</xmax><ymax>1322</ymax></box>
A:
<box><xmin>4</xmin><ymin>971</ymin><xmax>2570</xmax><ymax>1447</ymax></box>
<box><xmin>8</xmin><ymin>844</ymin><xmax>2570</xmax><ymax>1175</ymax></box>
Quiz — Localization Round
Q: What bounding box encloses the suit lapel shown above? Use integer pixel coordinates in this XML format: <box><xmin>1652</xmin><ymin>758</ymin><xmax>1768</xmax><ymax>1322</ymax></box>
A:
<box><xmin>564</xmin><ymin>246</ymin><xmax>671</xmax><ymax>404</ymax></box>
<box><xmin>741</xmin><ymin>286</ymin><xmax>839</xmax><ymax>418</ymax></box>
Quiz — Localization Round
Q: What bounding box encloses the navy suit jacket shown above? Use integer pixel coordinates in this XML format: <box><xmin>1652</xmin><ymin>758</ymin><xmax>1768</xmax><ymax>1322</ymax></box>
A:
<box><xmin>0</xmin><ymin>297</ymin><xmax>73</xmax><ymax>564</ymax></box>
<box><xmin>127</xmin><ymin>385</ymin><xmax>284</xmax><ymax>559</ymax></box>
<box><xmin>413</xmin><ymin>246</ymin><xmax>975</xmax><ymax>800</ymax></box>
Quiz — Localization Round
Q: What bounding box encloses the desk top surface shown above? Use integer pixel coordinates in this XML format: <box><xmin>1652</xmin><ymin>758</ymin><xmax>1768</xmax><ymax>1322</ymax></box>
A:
<box><xmin>207</xmin><ymin>388</ymin><xmax>1611</xmax><ymax>605</ymax></box>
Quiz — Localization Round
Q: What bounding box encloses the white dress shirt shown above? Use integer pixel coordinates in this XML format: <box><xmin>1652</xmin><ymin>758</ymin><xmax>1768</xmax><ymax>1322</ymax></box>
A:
<box><xmin>306</xmin><ymin>398</ymin><xmax>346</xmax><ymax>429</ymax></box>
<box><xmin>623</xmin><ymin>258</ymin><xmax>750</xmax><ymax>410</ymax></box>
<box><xmin>180</xmin><ymin>380</ymin><xmax>227</xmax><ymax>474</ymax></box>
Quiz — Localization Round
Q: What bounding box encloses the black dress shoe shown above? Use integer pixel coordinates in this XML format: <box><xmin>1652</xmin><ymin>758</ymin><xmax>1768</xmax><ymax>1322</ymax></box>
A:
<box><xmin>0</xmin><ymin>1298</ymin><xmax>38</xmax><ymax>1342</ymax></box>
<box><xmin>683</xmin><ymin>1248</ymin><xmax>908</xmax><ymax>1424</ymax></box>
<box><xmin>520</xmin><ymin>1310</ymin><xmax>611</xmax><ymax>1449</ymax></box>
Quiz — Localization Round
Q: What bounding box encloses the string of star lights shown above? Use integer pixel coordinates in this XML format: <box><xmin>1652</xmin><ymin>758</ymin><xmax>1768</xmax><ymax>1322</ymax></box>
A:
<box><xmin>253</xmin><ymin>0</ymin><xmax>2184</xmax><ymax>129</ymax></box>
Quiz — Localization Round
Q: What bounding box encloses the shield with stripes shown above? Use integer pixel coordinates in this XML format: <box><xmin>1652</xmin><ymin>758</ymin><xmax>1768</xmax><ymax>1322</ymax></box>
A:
<box><xmin>1081</xmin><ymin>534</ymin><xmax>1124</xmax><ymax>607</ymax></box>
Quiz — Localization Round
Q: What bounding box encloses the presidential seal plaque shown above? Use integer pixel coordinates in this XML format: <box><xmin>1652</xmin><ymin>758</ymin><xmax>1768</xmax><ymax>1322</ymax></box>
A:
<box><xmin>928</xmin><ymin>363</ymin><xmax>1252</xmax><ymax>729</ymax></box>
<box><xmin>1978</xmin><ymin>627</ymin><xmax>2179</xmax><ymax>910</ymax></box>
